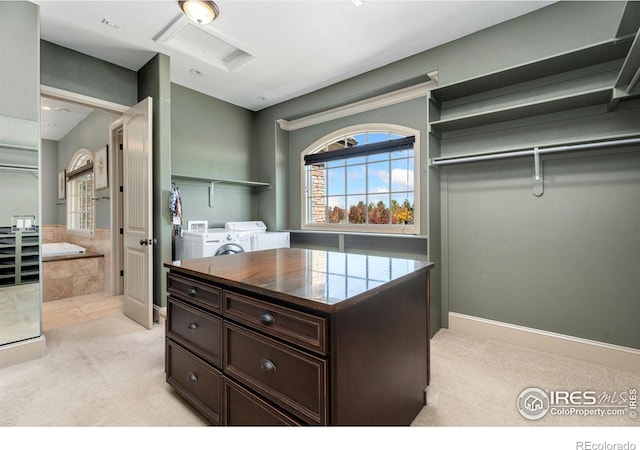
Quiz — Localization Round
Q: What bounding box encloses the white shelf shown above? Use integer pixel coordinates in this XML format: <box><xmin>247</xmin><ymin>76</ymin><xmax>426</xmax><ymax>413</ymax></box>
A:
<box><xmin>171</xmin><ymin>174</ymin><xmax>270</xmax><ymax>208</ymax></box>
<box><xmin>430</xmin><ymin>88</ymin><xmax>612</xmax><ymax>133</ymax></box>
<box><xmin>172</xmin><ymin>174</ymin><xmax>270</xmax><ymax>188</ymax></box>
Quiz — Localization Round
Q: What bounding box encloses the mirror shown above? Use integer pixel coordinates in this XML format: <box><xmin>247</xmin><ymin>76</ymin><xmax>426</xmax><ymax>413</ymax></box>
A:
<box><xmin>0</xmin><ymin>1</ymin><xmax>43</xmax><ymax>358</ymax></box>
<box><xmin>0</xmin><ymin>120</ymin><xmax>41</xmax><ymax>346</ymax></box>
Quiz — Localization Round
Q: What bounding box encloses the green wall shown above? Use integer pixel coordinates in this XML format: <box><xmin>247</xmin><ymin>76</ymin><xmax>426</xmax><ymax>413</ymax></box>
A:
<box><xmin>444</xmin><ymin>150</ymin><xmax>640</xmax><ymax>348</ymax></box>
<box><xmin>253</xmin><ymin>1</ymin><xmax>637</xmax><ymax>345</ymax></box>
<box><xmin>40</xmin><ymin>139</ymin><xmax>58</xmax><ymax>225</ymax></box>
<box><xmin>170</xmin><ymin>83</ymin><xmax>258</xmax><ymax>228</ymax></box>
<box><xmin>41</xmin><ymin>40</ymin><xmax>137</xmax><ymax>107</ymax></box>
<box><xmin>138</xmin><ymin>53</ymin><xmax>172</xmax><ymax>309</ymax></box>
<box><xmin>55</xmin><ymin>109</ymin><xmax>121</xmax><ymax>228</ymax></box>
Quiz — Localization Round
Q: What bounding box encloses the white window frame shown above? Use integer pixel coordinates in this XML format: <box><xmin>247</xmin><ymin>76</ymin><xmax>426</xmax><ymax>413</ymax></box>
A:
<box><xmin>300</xmin><ymin>123</ymin><xmax>420</xmax><ymax>235</ymax></box>
<box><xmin>66</xmin><ymin>148</ymin><xmax>95</xmax><ymax>237</ymax></box>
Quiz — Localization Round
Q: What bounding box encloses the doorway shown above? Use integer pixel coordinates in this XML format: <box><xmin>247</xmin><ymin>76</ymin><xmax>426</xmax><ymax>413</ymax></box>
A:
<box><xmin>41</xmin><ymin>86</ymin><xmax>157</xmax><ymax>329</ymax></box>
<box><xmin>40</xmin><ymin>86</ymin><xmax>129</xmax><ymax>329</ymax></box>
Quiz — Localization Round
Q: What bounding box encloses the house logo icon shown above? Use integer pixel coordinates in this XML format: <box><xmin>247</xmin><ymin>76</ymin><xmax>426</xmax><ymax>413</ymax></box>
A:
<box><xmin>517</xmin><ymin>387</ymin><xmax>550</xmax><ymax>420</ymax></box>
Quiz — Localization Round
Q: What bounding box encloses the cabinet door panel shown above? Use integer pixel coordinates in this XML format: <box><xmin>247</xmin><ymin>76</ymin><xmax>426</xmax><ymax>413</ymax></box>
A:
<box><xmin>223</xmin><ymin>290</ymin><xmax>327</xmax><ymax>354</ymax></box>
<box><xmin>224</xmin><ymin>322</ymin><xmax>327</xmax><ymax>425</ymax></box>
<box><xmin>167</xmin><ymin>296</ymin><xmax>222</xmax><ymax>368</ymax></box>
<box><xmin>223</xmin><ymin>377</ymin><xmax>300</xmax><ymax>426</ymax></box>
<box><xmin>166</xmin><ymin>340</ymin><xmax>222</xmax><ymax>425</ymax></box>
<box><xmin>167</xmin><ymin>273</ymin><xmax>222</xmax><ymax>313</ymax></box>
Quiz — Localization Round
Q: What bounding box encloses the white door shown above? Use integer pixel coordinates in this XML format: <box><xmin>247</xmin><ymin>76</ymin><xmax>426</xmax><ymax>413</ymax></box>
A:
<box><xmin>122</xmin><ymin>97</ymin><xmax>153</xmax><ymax>329</ymax></box>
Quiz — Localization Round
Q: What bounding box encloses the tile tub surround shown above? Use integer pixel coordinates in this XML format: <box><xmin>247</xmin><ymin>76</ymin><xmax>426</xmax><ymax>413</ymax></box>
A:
<box><xmin>42</xmin><ymin>226</ymin><xmax>112</xmax><ymax>295</ymax></box>
<box><xmin>43</xmin><ymin>253</ymin><xmax>104</xmax><ymax>301</ymax></box>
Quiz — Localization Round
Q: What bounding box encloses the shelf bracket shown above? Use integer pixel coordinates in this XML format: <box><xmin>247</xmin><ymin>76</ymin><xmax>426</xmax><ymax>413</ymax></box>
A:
<box><xmin>209</xmin><ymin>181</ymin><xmax>219</xmax><ymax>208</ymax></box>
<box><xmin>532</xmin><ymin>147</ymin><xmax>543</xmax><ymax>197</ymax></box>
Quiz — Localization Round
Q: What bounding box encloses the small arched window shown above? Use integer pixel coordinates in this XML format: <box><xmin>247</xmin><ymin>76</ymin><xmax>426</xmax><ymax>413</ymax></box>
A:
<box><xmin>301</xmin><ymin>124</ymin><xmax>420</xmax><ymax>234</ymax></box>
<box><xmin>66</xmin><ymin>148</ymin><xmax>95</xmax><ymax>236</ymax></box>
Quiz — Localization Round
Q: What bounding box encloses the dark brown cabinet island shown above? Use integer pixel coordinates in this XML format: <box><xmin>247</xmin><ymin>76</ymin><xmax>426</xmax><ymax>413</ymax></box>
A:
<box><xmin>164</xmin><ymin>247</ymin><xmax>434</xmax><ymax>426</ymax></box>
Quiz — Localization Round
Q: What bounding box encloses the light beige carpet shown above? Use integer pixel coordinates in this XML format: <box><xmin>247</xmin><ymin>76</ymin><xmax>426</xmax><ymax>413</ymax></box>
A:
<box><xmin>412</xmin><ymin>328</ymin><xmax>640</xmax><ymax>427</ymax></box>
<box><xmin>1</xmin><ymin>313</ymin><xmax>638</xmax><ymax>429</ymax></box>
<box><xmin>0</xmin><ymin>313</ymin><xmax>207</xmax><ymax>427</ymax></box>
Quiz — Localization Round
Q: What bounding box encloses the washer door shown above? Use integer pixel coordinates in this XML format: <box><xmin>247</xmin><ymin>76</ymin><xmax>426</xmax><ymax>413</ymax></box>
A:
<box><xmin>215</xmin><ymin>243</ymin><xmax>244</xmax><ymax>256</ymax></box>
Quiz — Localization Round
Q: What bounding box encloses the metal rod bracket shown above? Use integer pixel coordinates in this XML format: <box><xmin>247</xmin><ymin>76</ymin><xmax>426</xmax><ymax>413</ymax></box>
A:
<box><xmin>533</xmin><ymin>147</ymin><xmax>543</xmax><ymax>197</ymax></box>
<box><xmin>209</xmin><ymin>182</ymin><xmax>215</xmax><ymax>208</ymax></box>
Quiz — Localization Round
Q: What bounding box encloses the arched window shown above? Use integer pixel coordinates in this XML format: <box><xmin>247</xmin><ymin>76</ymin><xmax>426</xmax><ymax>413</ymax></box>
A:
<box><xmin>66</xmin><ymin>148</ymin><xmax>94</xmax><ymax>236</ymax></box>
<box><xmin>301</xmin><ymin>124</ymin><xmax>420</xmax><ymax>234</ymax></box>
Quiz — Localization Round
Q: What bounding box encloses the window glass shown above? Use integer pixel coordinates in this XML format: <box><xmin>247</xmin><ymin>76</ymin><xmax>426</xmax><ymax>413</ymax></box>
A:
<box><xmin>346</xmin><ymin>165</ymin><xmax>366</xmax><ymax>195</ymax></box>
<box><xmin>303</xmin><ymin>126</ymin><xmax>418</xmax><ymax>233</ymax></box>
<box><xmin>66</xmin><ymin>149</ymin><xmax>94</xmax><ymax>235</ymax></box>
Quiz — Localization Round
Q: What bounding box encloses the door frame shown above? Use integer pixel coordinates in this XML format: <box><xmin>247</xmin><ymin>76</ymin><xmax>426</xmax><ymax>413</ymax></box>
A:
<box><xmin>40</xmin><ymin>85</ymin><xmax>129</xmax><ymax>297</ymax></box>
<box><xmin>108</xmin><ymin>119</ymin><xmax>124</xmax><ymax>296</ymax></box>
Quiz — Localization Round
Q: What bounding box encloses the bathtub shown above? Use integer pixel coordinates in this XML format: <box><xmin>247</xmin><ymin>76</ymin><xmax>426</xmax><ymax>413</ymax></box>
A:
<box><xmin>42</xmin><ymin>243</ymin><xmax>104</xmax><ymax>301</ymax></box>
<box><xmin>42</xmin><ymin>242</ymin><xmax>86</xmax><ymax>257</ymax></box>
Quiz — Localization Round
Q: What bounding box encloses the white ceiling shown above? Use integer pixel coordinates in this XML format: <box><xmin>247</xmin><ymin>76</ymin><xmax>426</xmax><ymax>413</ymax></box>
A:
<box><xmin>40</xmin><ymin>97</ymin><xmax>94</xmax><ymax>141</ymax></box>
<box><xmin>34</xmin><ymin>0</ymin><xmax>556</xmax><ymax>139</ymax></box>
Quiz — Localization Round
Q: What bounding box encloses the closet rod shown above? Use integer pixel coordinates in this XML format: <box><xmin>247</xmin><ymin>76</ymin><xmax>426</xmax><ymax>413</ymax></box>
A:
<box><xmin>0</xmin><ymin>143</ymin><xmax>38</xmax><ymax>152</ymax></box>
<box><xmin>0</xmin><ymin>163</ymin><xmax>38</xmax><ymax>172</ymax></box>
<box><xmin>431</xmin><ymin>137</ymin><xmax>640</xmax><ymax>167</ymax></box>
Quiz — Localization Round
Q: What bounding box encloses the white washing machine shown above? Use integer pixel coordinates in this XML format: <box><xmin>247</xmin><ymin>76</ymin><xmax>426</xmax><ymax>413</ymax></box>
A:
<box><xmin>225</xmin><ymin>221</ymin><xmax>290</xmax><ymax>252</ymax></box>
<box><xmin>180</xmin><ymin>228</ymin><xmax>250</xmax><ymax>259</ymax></box>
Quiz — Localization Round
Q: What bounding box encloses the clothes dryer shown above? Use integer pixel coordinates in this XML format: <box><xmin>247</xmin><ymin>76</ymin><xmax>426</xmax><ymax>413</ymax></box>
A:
<box><xmin>224</xmin><ymin>221</ymin><xmax>290</xmax><ymax>252</ymax></box>
<box><xmin>181</xmin><ymin>228</ymin><xmax>248</xmax><ymax>259</ymax></box>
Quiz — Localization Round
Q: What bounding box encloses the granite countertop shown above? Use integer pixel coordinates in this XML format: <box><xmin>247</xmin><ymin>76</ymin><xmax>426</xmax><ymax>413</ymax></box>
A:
<box><xmin>164</xmin><ymin>247</ymin><xmax>434</xmax><ymax>312</ymax></box>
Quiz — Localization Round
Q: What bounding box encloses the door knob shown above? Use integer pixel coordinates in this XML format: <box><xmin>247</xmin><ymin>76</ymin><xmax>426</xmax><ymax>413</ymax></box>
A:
<box><xmin>139</xmin><ymin>238</ymin><xmax>158</xmax><ymax>246</ymax></box>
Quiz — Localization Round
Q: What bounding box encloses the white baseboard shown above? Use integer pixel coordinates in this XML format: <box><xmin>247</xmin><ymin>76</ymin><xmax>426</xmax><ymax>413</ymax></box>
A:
<box><xmin>153</xmin><ymin>304</ymin><xmax>167</xmax><ymax>323</ymax></box>
<box><xmin>0</xmin><ymin>335</ymin><xmax>46</xmax><ymax>368</ymax></box>
<box><xmin>448</xmin><ymin>312</ymin><xmax>640</xmax><ymax>374</ymax></box>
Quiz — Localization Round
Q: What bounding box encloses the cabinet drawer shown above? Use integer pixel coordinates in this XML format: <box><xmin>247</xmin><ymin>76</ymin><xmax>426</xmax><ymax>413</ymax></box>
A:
<box><xmin>223</xmin><ymin>290</ymin><xmax>327</xmax><ymax>354</ymax></box>
<box><xmin>167</xmin><ymin>297</ymin><xmax>222</xmax><ymax>368</ymax></box>
<box><xmin>223</xmin><ymin>377</ymin><xmax>301</xmax><ymax>426</ymax></box>
<box><xmin>167</xmin><ymin>273</ymin><xmax>222</xmax><ymax>313</ymax></box>
<box><xmin>224</xmin><ymin>322</ymin><xmax>327</xmax><ymax>425</ymax></box>
<box><xmin>166</xmin><ymin>340</ymin><xmax>222</xmax><ymax>425</ymax></box>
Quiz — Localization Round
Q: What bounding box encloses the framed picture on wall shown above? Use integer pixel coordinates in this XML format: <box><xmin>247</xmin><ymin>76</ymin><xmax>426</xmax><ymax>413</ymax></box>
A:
<box><xmin>94</xmin><ymin>146</ymin><xmax>108</xmax><ymax>190</ymax></box>
<box><xmin>58</xmin><ymin>170</ymin><xmax>66</xmax><ymax>200</ymax></box>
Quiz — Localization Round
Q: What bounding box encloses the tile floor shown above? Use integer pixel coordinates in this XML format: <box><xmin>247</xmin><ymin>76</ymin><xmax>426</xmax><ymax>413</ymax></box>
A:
<box><xmin>43</xmin><ymin>293</ymin><xmax>124</xmax><ymax>331</ymax></box>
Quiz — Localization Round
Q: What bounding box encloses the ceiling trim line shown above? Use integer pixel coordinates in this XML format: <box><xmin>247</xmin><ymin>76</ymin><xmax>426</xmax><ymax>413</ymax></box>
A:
<box><xmin>40</xmin><ymin>85</ymin><xmax>130</xmax><ymax>114</ymax></box>
<box><xmin>277</xmin><ymin>70</ymin><xmax>438</xmax><ymax>132</ymax></box>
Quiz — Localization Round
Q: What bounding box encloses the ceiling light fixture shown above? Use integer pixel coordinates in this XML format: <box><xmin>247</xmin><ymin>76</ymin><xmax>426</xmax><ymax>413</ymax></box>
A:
<box><xmin>179</xmin><ymin>0</ymin><xmax>219</xmax><ymax>25</ymax></box>
<box><xmin>190</xmin><ymin>68</ymin><xmax>203</xmax><ymax>77</ymax></box>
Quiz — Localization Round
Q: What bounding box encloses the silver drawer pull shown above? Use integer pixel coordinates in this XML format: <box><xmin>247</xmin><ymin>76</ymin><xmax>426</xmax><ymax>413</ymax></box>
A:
<box><xmin>259</xmin><ymin>359</ymin><xmax>276</xmax><ymax>372</ymax></box>
<box><xmin>187</xmin><ymin>322</ymin><xmax>198</xmax><ymax>331</ymax></box>
<box><xmin>260</xmin><ymin>312</ymin><xmax>275</xmax><ymax>325</ymax></box>
<box><xmin>187</xmin><ymin>372</ymin><xmax>198</xmax><ymax>382</ymax></box>
<box><xmin>187</xmin><ymin>287</ymin><xmax>198</xmax><ymax>296</ymax></box>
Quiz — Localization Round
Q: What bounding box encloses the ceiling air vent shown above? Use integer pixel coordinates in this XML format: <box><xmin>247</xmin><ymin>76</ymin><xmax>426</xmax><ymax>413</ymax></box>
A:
<box><xmin>154</xmin><ymin>16</ymin><xmax>255</xmax><ymax>72</ymax></box>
